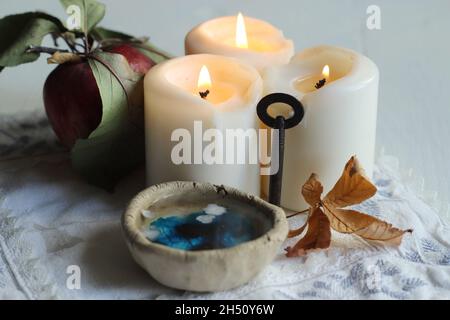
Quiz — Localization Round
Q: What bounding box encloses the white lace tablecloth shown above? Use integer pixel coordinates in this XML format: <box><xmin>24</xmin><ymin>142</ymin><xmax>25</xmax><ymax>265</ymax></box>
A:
<box><xmin>0</xmin><ymin>115</ymin><xmax>449</xmax><ymax>300</ymax></box>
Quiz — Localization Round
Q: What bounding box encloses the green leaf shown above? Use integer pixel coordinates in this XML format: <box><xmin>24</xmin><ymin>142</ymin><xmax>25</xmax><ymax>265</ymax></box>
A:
<box><xmin>60</xmin><ymin>0</ymin><xmax>106</xmax><ymax>33</ymax></box>
<box><xmin>0</xmin><ymin>12</ymin><xmax>65</xmax><ymax>67</ymax></box>
<box><xmin>71</xmin><ymin>51</ymin><xmax>145</xmax><ymax>190</ymax></box>
<box><xmin>90</xmin><ymin>26</ymin><xmax>133</xmax><ymax>42</ymax></box>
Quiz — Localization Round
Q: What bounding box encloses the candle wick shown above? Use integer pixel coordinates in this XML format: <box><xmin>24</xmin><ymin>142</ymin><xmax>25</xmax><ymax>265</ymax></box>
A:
<box><xmin>315</xmin><ymin>78</ymin><xmax>326</xmax><ymax>89</ymax></box>
<box><xmin>199</xmin><ymin>89</ymin><xmax>210</xmax><ymax>99</ymax></box>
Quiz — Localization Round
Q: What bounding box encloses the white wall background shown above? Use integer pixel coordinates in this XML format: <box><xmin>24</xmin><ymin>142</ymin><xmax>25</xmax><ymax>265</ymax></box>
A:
<box><xmin>1</xmin><ymin>0</ymin><xmax>449</xmax><ymax>214</ymax></box>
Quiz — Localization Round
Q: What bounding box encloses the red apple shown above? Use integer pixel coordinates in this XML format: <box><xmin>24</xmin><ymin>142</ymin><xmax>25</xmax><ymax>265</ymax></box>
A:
<box><xmin>107</xmin><ymin>44</ymin><xmax>155</xmax><ymax>74</ymax></box>
<box><xmin>43</xmin><ymin>44</ymin><xmax>154</xmax><ymax>148</ymax></box>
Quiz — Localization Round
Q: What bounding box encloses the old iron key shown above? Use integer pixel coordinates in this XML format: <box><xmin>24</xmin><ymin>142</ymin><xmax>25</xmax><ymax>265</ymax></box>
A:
<box><xmin>257</xmin><ymin>93</ymin><xmax>304</xmax><ymax>206</ymax></box>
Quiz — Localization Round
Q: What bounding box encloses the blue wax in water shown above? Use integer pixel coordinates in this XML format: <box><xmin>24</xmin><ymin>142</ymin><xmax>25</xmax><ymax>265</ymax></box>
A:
<box><xmin>145</xmin><ymin>207</ymin><xmax>258</xmax><ymax>251</ymax></box>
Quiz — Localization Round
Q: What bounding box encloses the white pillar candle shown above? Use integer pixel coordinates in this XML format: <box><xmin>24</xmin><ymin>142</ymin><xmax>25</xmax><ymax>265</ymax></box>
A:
<box><xmin>144</xmin><ymin>54</ymin><xmax>263</xmax><ymax>195</ymax></box>
<box><xmin>185</xmin><ymin>13</ymin><xmax>294</xmax><ymax>72</ymax></box>
<box><xmin>263</xmin><ymin>46</ymin><xmax>379</xmax><ymax>211</ymax></box>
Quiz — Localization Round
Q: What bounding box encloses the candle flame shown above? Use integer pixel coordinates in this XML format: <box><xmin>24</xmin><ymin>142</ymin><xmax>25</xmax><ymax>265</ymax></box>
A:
<box><xmin>198</xmin><ymin>65</ymin><xmax>212</xmax><ymax>89</ymax></box>
<box><xmin>322</xmin><ymin>65</ymin><xmax>330</xmax><ymax>79</ymax></box>
<box><xmin>235</xmin><ymin>12</ymin><xmax>248</xmax><ymax>49</ymax></box>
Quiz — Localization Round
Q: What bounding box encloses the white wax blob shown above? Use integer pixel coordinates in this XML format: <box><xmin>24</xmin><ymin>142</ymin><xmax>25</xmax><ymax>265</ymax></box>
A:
<box><xmin>196</xmin><ymin>215</ymin><xmax>216</xmax><ymax>224</ymax></box>
<box><xmin>204</xmin><ymin>204</ymin><xmax>227</xmax><ymax>216</ymax></box>
<box><xmin>196</xmin><ymin>204</ymin><xmax>227</xmax><ymax>224</ymax></box>
<box><xmin>142</xmin><ymin>226</ymin><xmax>160</xmax><ymax>241</ymax></box>
<box><xmin>141</xmin><ymin>209</ymin><xmax>155</xmax><ymax>219</ymax></box>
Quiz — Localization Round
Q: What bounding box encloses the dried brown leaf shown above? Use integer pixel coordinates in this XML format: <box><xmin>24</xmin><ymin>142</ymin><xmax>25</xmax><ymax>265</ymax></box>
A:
<box><xmin>324</xmin><ymin>156</ymin><xmax>377</xmax><ymax>208</ymax></box>
<box><xmin>285</xmin><ymin>207</ymin><xmax>331</xmax><ymax>257</ymax></box>
<box><xmin>301</xmin><ymin>173</ymin><xmax>323</xmax><ymax>207</ymax></box>
<box><xmin>47</xmin><ymin>52</ymin><xmax>81</xmax><ymax>64</ymax></box>
<box><xmin>287</xmin><ymin>156</ymin><xmax>412</xmax><ymax>259</ymax></box>
<box><xmin>322</xmin><ymin>204</ymin><xmax>412</xmax><ymax>244</ymax></box>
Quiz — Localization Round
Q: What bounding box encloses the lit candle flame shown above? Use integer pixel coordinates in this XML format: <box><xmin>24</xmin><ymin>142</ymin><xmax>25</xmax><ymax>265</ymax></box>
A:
<box><xmin>322</xmin><ymin>65</ymin><xmax>330</xmax><ymax>79</ymax></box>
<box><xmin>198</xmin><ymin>65</ymin><xmax>212</xmax><ymax>89</ymax></box>
<box><xmin>235</xmin><ymin>12</ymin><xmax>248</xmax><ymax>49</ymax></box>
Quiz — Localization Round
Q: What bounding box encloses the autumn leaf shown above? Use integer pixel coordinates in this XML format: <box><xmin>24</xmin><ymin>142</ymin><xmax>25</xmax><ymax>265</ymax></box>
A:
<box><xmin>322</xmin><ymin>205</ymin><xmax>412</xmax><ymax>244</ymax></box>
<box><xmin>286</xmin><ymin>207</ymin><xmax>331</xmax><ymax>257</ymax></box>
<box><xmin>301</xmin><ymin>173</ymin><xmax>323</xmax><ymax>207</ymax></box>
<box><xmin>286</xmin><ymin>156</ymin><xmax>412</xmax><ymax>257</ymax></box>
<box><xmin>47</xmin><ymin>51</ymin><xmax>81</xmax><ymax>64</ymax></box>
<box><xmin>323</xmin><ymin>156</ymin><xmax>377</xmax><ymax>208</ymax></box>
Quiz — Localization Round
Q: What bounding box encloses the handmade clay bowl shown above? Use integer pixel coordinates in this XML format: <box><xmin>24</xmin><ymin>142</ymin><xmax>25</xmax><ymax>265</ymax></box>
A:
<box><xmin>122</xmin><ymin>181</ymin><xmax>288</xmax><ymax>292</ymax></box>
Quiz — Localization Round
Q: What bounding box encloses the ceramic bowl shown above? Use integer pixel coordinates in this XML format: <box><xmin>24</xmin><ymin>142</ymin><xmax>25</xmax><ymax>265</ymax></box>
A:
<box><xmin>121</xmin><ymin>181</ymin><xmax>288</xmax><ymax>292</ymax></box>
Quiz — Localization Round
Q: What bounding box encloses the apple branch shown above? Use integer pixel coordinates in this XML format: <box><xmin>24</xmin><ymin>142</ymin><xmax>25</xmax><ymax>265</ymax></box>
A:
<box><xmin>26</xmin><ymin>45</ymin><xmax>69</xmax><ymax>55</ymax></box>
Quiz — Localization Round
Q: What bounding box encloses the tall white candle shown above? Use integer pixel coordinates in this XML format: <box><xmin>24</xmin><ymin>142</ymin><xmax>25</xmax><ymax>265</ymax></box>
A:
<box><xmin>263</xmin><ymin>46</ymin><xmax>379</xmax><ymax>211</ymax></box>
<box><xmin>185</xmin><ymin>13</ymin><xmax>294</xmax><ymax>72</ymax></box>
<box><xmin>144</xmin><ymin>54</ymin><xmax>263</xmax><ymax>195</ymax></box>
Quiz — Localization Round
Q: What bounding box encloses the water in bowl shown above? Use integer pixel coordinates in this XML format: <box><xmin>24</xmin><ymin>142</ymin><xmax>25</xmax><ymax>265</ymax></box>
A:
<box><xmin>141</xmin><ymin>203</ymin><xmax>271</xmax><ymax>251</ymax></box>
